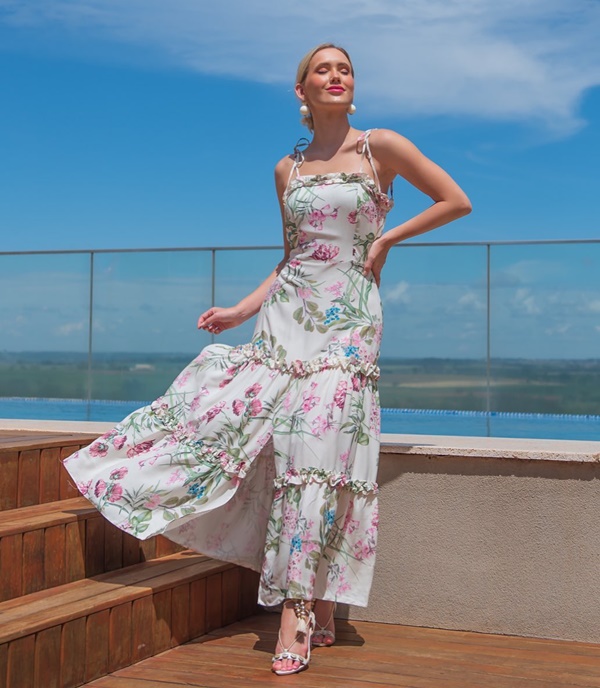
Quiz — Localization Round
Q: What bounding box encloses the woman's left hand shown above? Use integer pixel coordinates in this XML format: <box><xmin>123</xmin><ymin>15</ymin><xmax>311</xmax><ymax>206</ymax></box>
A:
<box><xmin>363</xmin><ymin>238</ymin><xmax>390</xmax><ymax>287</ymax></box>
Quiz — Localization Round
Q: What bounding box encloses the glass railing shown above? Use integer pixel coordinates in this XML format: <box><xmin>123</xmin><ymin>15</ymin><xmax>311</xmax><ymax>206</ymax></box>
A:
<box><xmin>1</xmin><ymin>241</ymin><xmax>599</xmax><ymax>417</ymax></box>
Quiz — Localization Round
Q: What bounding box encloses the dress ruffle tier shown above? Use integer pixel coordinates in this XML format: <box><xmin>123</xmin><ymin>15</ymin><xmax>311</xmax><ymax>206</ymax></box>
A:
<box><xmin>64</xmin><ymin>340</ymin><xmax>380</xmax><ymax>606</ymax></box>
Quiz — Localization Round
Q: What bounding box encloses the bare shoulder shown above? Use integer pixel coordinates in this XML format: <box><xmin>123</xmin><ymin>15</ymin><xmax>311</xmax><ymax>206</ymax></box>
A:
<box><xmin>369</xmin><ymin>128</ymin><xmax>419</xmax><ymax>158</ymax></box>
<box><xmin>274</xmin><ymin>154</ymin><xmax>295</xmax><ymax>197</ymax></box>
<box><xmin>275</xmin><ymin>154</ymin><xmax>295</xmax><ymax>177</ymax></box>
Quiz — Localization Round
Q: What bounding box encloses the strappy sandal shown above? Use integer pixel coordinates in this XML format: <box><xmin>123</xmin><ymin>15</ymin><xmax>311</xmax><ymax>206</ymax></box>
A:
<box><xmin>312</xmin><ymin>600</ymin><xmax>336</xmax><ymax>647</ymax></box>
<box><xmin>272</xmin><ymin>599</ymin><xmax>315</xmax><ymax>676</ymax></box>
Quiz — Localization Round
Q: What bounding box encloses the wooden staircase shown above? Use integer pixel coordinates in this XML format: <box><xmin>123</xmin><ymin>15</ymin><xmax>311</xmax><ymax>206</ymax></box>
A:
<box><xmin>0</xmin><ymin>431</ymin><xmax>260</xmax><ymax>688</ymax></box>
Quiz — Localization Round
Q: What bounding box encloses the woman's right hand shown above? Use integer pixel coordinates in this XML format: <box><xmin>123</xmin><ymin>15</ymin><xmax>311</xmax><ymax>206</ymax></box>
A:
<box><xmin>197</xmin><ymin>306</ymin><xmax>246</xmax><ymax>335</ymax></box>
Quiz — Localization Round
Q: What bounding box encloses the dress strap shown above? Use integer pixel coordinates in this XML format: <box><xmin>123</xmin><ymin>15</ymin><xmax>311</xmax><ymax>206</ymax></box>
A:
<box><xmin>358</xmin><ymin>129</ymin><xmax>382</xmax><ymax>191</ymax></box>
<box><xmin>284</xmin><ymin>138</ymin><xmax>309</xmax><ymax>191</ymax></box>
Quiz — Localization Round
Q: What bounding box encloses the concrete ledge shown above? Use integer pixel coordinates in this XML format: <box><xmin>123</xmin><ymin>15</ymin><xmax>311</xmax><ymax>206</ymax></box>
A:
<box><xmin>382</xmin><ymin>433</ymin><xmax>600</xmax><ymax>463</ymax></box>
<box><xmin>2</xmin><ymin>419</ymin><xmax>599</xmax><ymax>462</ymax></box>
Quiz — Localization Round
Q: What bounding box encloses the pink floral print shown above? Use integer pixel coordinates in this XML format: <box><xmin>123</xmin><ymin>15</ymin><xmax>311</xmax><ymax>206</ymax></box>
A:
<box><xmin>63</xmin><ymin>130</ymin><xmax>391</xmax><ymax>609</ymax></box>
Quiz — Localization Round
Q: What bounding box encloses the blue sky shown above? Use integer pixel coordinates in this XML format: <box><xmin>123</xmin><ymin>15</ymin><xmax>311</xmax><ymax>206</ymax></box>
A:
<box><xmin>0</xmin><ymin>1</ymin><xmax>599</xmax><ymax>360</ymax></box>
<box><xmin>1</xmin><ymin>0</ymin><xmax>599</xmax><ymax>251</ymax></box>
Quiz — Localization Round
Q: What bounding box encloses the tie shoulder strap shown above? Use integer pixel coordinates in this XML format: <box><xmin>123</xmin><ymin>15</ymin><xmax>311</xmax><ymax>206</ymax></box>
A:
<box><xmin>357</xmin><ymin>129</ymin><xmax>381</xmax><ymax>191</ymax></box>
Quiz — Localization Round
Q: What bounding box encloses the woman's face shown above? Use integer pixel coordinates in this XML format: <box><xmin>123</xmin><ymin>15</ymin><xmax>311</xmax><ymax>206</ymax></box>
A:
<box><xmin>296</xmin><ymin>48</ymin><xmax>355</xmax><ymax>111</ymax></box>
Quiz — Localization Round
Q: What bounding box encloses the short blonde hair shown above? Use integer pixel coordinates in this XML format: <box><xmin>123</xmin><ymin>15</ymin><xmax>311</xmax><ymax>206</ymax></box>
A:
<box><xmin>296</xmin><ymin>43</ymin><xmax>354</xmax><ymax>132</ymax></box>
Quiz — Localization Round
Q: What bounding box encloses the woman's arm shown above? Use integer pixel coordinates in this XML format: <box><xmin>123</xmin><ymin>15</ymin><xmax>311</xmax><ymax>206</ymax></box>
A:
<box><xmin>363</xmin><ymin>129</ymin><xmax>472</xmax><ymax>286</ymax></box>
<box><xmin>197</xmin><ymin>158</ymin><xmax>293</xmax><ymax>334</ymax></box>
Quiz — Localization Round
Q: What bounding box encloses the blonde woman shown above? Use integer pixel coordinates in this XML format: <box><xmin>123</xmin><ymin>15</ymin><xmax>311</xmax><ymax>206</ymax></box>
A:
<box><xmin>64</xmin><ymin>43</ymin><xmax>471</xmax><ymax>676</ymax></box>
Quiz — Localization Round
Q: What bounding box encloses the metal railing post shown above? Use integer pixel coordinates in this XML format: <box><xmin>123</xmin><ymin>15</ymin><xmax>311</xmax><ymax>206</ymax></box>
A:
<box><xmin>486</xmin><ymin>244</ymin><xmax>491</xmax><ymax>435</ymax></box>
<box><xmin>87</xmin><ymin>251</ymin><xmax>94</xmax><ymax>411</ymax></box>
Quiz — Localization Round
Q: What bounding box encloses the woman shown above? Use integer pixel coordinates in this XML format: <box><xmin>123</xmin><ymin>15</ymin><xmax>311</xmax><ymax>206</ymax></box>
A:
<box><xmin>64</xmin><ymin>43</ymin><xmax>471</xmax><ymax>677</ymax></box>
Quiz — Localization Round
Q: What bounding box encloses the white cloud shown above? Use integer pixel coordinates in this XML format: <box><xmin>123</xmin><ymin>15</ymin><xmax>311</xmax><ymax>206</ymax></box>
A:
<box><xmin>513</xmin><ymin>288</ymin><xmax>541</xmax><ymax>315</ymax></box>
<box><xmin>56</xmin><ymin>320</ymin><xmax>85</xmax><ymax>336</ymax></box>
<box><xmin>544</xmin><ymin>323</ymin><xmax>571</xmax><ymax>336</ymax></box>
<box><xmin>383</xmin><ymin>280</ymin><xmax>410</xmax><ymax>304</ymax></box>
<box><xmin>457</xmin><ymin>291</ymin><xmax>485</xmax><ymax>311</ymax></box>
<box><xmin>1</xmin><ymin>0</ymin><xmax>599</xmax><ymax>133</ymax></box>
<box><xmin>586</xmin><ymin>300</ymin><xmax>600</xmax><ymax>313</ymax></box>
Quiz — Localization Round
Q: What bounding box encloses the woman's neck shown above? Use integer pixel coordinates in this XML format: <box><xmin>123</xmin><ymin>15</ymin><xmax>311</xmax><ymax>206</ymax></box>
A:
<box><xmin>309</xmin><ymin>114</ymin><xmax>354</xmax><ymax>159</ymax></box>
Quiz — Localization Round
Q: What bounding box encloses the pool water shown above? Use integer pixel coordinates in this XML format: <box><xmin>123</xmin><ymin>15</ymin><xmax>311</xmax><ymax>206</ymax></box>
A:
<box><xmin>1</xmin><ymin>397</ymin><xmax>599</xmax><ymax>441</ymax></box>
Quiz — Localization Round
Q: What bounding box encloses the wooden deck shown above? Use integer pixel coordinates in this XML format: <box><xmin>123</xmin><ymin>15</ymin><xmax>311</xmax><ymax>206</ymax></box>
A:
<box><xmin>2</xmin><ymin>430</ymin><xmax>600</xmax><ymax>688</ymax></box>
<box><xmin>84</xmin><ymin>612</ymin><xmax>600</xmax><ymax>688</ymax></box>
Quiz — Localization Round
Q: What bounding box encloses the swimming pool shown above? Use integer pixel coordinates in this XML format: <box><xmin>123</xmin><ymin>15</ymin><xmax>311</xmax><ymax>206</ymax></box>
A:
<box><xmin>1</xmin><ymin>397</ymin><xmax>599</xmax><ymax>441</ymax></box>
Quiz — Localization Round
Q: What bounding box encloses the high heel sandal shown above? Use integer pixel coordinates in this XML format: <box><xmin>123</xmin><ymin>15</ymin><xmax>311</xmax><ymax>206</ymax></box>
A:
<box><xmin>312</xmin><ymin>601</ymin><xmax>337</xmax><ymax>647</ymax></box>
<box><xmin>272</xmin><ymin>599</ymin><xmax>315</xmax><ymax>676</ymax></box>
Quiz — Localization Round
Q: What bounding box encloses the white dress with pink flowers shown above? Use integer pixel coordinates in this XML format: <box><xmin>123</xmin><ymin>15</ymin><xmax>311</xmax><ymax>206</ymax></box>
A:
<box><xmin>64</xmin><ymin>130</ymin><xmax>393</xmax><ymax>607</ymax></box>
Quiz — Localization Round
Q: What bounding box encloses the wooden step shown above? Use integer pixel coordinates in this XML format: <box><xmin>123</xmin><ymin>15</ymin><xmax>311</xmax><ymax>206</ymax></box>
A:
<box><xmin>0</xmin><ymin>432</ymin><xmax>99</xmax><ymax>511</ymax></box>
<box><xmin>0</xmin><ymin>551</ymin><xmax>260</xmax><ymax>688</ymax></box>
<box><xmin>0</xmin><ymin>498</ymin><xmax>185</xmax><ymax>602</ymax></box>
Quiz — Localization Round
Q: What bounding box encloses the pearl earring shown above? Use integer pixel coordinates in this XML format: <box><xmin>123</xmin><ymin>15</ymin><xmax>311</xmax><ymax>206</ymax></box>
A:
<box><xmin>299</xmin><ymin>103</ymin><xmax>310</xmax><ymax>116</ymax></box>
<box><xmin>348</xmin><ymin>103</ymin><xmax>357</xmax><ymax>115</ymax></box>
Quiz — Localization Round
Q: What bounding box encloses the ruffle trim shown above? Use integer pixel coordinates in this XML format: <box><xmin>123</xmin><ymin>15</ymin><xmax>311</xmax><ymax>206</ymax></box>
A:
<box><xmin>149</xmin><ymin>402</ymin><xmax>258</xmax><ymax>480</ymax></box>
<box><xmin>273</xmin><ymin>467</ymin><xmax>378</xmax><ymax>495</ymax></box>
<box><xmin>229</xmin><ymin>342</ymin><xmax>380</xmax><ymax>381</ymax></box>
<box><xmin>285</xmin><ymin>172</ymin><xmax>394</xmax><ymax>213</ymax></box>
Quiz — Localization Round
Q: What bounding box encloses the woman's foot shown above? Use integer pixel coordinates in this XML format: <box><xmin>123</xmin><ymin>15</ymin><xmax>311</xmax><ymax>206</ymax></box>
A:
<box><xmin>312</xmin><ymin>599</ymin><xmax>336</xmax><ymax>647</ymax></box>
<box><xmin>272</xmin><ymin>599</ymin><xmax>314</xmax><ymax>675</ymax></box>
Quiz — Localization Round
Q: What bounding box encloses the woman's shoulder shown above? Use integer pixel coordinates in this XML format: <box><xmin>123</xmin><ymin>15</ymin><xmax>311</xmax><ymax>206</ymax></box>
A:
<box><xmin>274</xmin><ymin>154</ymin><xmax>295</xmax><ymax>174</ymax></box>
<box><xmin>367</xmin><ymin>128</ymin><xmax>420</xmax><ymax>165</ymax></box>
<box><xmin>367</xmin><ymin>128</ymin><xmax>412</xmax><ymax>147</ymax></box>
<box><xmin>274</xmin><ymin>154</ymin><xmax>295</xmax><ymax>185</ymax></box>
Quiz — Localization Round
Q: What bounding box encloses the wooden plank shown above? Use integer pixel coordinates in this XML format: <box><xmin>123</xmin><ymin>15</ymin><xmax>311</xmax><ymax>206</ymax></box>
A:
<box><xmin>205</xmin><ymin>572</ymin><xmax>223</xmax><ymax>633</ymax></box>
<box><xmin>138</xmin><ymin>538</ymin><xmax>156</xmax><ymax>562</ymax></box>
<box><xmin>85</xmin><ymin>609</ymin><xmax>110</xmax><ymax>683</ymax></box>
<box><xmin>131</xmin><ymin>596</ymin><xmax>154</xmax><ymax>663</ymax></box>
<box><xmin>155</xmin><ymin>536</ymin><xmax>183</xmax><ymax>558</ymax></box>
<box><xmin>64</xmin><ymin>520</ymin><xmax>85</xmax><ymax>583</ymax></box>
<box><xmin>0</xmin><ymin>451</ymin><xmax>19</xmax><ymax>511</ymax></box>
<box><xmin>59</xmin><ymin>447</ymin><xmax>79</xmax><ymax>500</ymax></box>
<box><xmin>38</xmin><ymin>448</ymin><xmax>60</xmax><ymax>504</ymax></box>
<box><xmin>0</xmin><ymin>551</ymin><xmax>206</xmax><ymax>621</ymax></box>
<box><xmin>0</xmin><ymin>643</ymin><xmax>7</xmax><ymax>688</ymax></box>
<box><xmin>239</xmin><ymin>567</ymin><xmax>259</xmax><ymax>618</ymax></box>
<box><xmin>121</xmin><ymin>533</ymin><xmax>141</xmax><ymax>568</ymax></box>
<box><xmin>221</xmin><ymin>567</ymin><xmax>241</xmax><ymax>626</ymax></box>
<box><xmin>85</xmin><ymin>516</ymin><xmax>106</xmax><ymax>577</ymax></box>
<box><xmin>104</xmin><ymin>523</ymin><xmax>123</xmax><ymax>572</ymax></box>
<box><xmin>22</xmin><ymin>530</ymin><xmax>45</xmax><ymax>596</ymax></box>
<box><xmin>44</xmin><ymin>525</ymin><xmax>66</xmax><ymax>590</ymax></box>
<box><xmin>17</xmin><ymin>449</ymin><xmax>40</xmax><ymax>508</ymax></box>
<box><xmin>7</xmin><ymin>635</ymin><xmax>35</xmax><ymax>688</ymax></box>
<box><xmin>108</xmin><ymin>603</ymin><xmax>132</xmax><ymax>674</ymax></box>
<box><xmin>0</xmin><ymin>433</ymin><xmax>98</xmax><ymax>452</ymax></box>
<box><xmin>33</xmin><ymin>626</ymin><xmax>61</xmax><ymax>688</ymax></box>
<box><xmin>189</xmin><ymin>578</ymin><xmax>207</xmax><ymax>639</ymax></box>
<box><xmin>0</xmin><ymin>556</ymin><xmax>229</xmax><ymax>644</ymax></box>
<box><xmin>0</xmin><ymin>535</ymin><xmax>23</xmax><ymax>602</ymax></box>
<box><xmin>170</xmin><ymin>584</ymin><xmax>190</xmax><ymax>647</ymax></box>
<box><xmin>60</xmin><ymin>618</ymin><xmax>86</xmax><ymax>688</ymax></box>
<box><xmin>0</xmin><ymin>496</ymin><xmax>91</xmax><ymax>526</ymax></box>
<box><xmin>152</xmin><ymin>589</ymin><xmax>172</xmax><ymax>655</ymax></box>
<box><xmin>78</xmin><ymin>678</ymin><xmax>189</xmax><ymax>688</ymax></box>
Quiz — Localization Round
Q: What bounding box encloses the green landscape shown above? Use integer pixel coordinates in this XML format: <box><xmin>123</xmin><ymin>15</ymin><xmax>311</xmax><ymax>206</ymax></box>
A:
<box><xmin>1</xmin><ymin>352</ymin><xmax>599</xmax><ymax>416</ymax></box>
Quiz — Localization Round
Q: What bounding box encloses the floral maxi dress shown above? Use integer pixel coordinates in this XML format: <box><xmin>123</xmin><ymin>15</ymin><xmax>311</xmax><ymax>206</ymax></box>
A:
<box><xmin>64</xmin><ymin>130</ymin><xmax>393</xmax><ymax>607</ymax></box>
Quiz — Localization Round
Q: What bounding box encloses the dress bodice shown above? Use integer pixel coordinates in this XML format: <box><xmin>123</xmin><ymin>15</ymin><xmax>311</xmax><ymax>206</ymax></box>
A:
<box><xmin>253</xmin><ymin>131</ymin><xmax>393</xmax><ymax>365</ymax></box>
<box><xmin>283</xmin><ymin>170</ymin><xmax>393</xmax><ymax>269</ymax></box>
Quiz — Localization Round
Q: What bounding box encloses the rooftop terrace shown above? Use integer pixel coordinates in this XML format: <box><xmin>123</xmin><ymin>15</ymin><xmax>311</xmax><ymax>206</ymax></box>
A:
<box><xmin>2</xmin><ymin>427</ymin><xmax>600</xmax><ymax>687</ymax></box>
